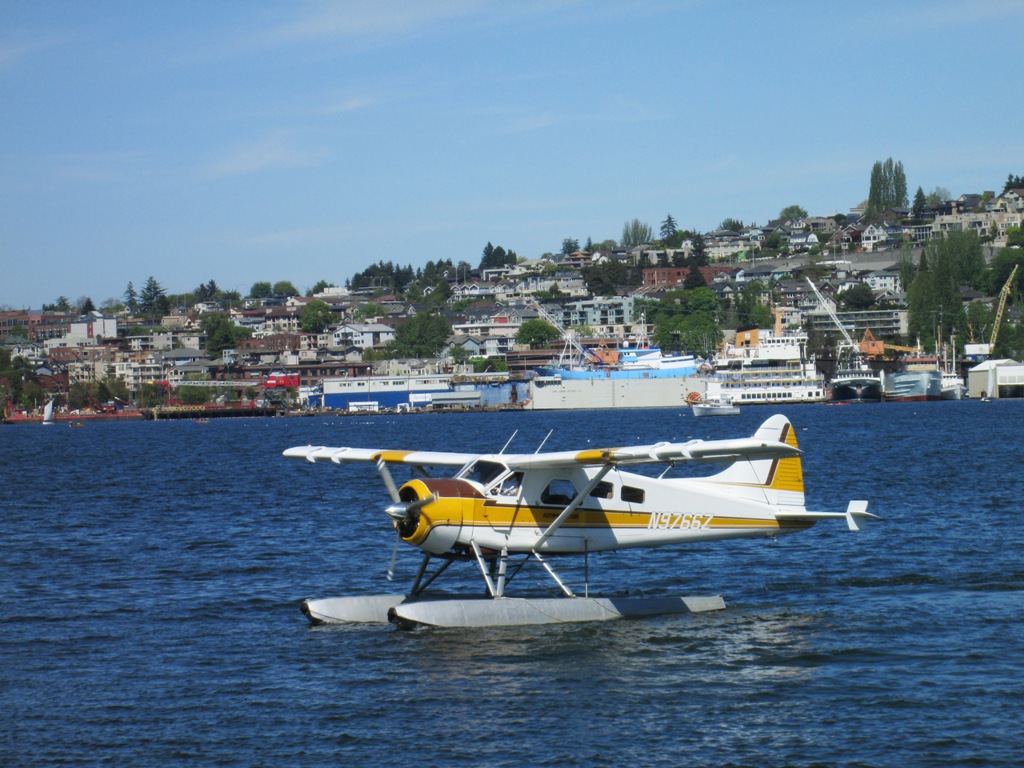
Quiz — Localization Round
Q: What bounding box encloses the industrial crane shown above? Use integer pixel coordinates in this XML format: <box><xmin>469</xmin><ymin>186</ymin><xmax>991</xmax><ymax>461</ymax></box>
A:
<box><xmin>805</xmin><ymin>277</ymin><xmax>857</xmax><ymax>352</ymax></box>
<box><xmin>989</xmin><ymin>264</ymin><xmax>1019</xmax><ymax>352</ymax></box>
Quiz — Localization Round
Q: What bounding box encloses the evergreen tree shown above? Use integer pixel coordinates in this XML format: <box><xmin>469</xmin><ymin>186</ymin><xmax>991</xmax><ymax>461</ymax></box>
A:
<box><xmin>689</xmin><ymin>233</ymin><xmax>708</xmax><ymax>267</ymax></box>
<box><xmin>866</xmin><ymin>157</ymin><xmax>909</xmax><ymax>222</ymax></box>
<box><xmin>660</xmin><ymin>214</ymin><xmax>678</xmax><ymax>242</ymax></box>
<box><xmin>123</xmin><ymin>282</ymin><xmax>139</xmax><ymax>315</ymax></box>
<box><xmin>684</xmin><ymin>264</ymin><xmax>707</xmax><ymax>289</ymax></box>
<box><xmin>912</xmin><ymin>186</ymin><xmax>927</xmax><ymax>220</ymax></box>
<box><xmin>139</xmin><ymin>276</ymin><xmax>169</xmax><ymax>318</ymax></box>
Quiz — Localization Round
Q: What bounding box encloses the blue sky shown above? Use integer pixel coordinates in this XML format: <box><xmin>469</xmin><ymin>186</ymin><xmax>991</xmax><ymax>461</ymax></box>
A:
<box><xmin>2</xmin><ymin>0</ymin><xmax>1022</xmax><ymax>309</ymax></box>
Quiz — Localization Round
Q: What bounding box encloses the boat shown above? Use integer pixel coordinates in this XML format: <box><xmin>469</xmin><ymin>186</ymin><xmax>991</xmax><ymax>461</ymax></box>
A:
<box><xmin>527</xmin><ymin>320</ymin><xmax>706</xmax><ymax>410</ymax></box>
<box><xmin>533</xmin><ymin>326</ymin><xmax>700</xmax><ymax>382</ymax></box>
<box><xmin>939</xmin><ymin>343</ymin><xmax>965</xmax><ymax>400</ymax></box>
<box><xmin>42</xmin><ymin>399</ymin><xmax>55</xmax><ymax>426</ymax></box>
<box><xmin>704</xmin><ymin>328</ymin><xmax>827</xmax><ymax>405</ymax></box>
<box><xmin>884</xmin><ymin>355</ymin><xmax>943</xmax><ymax>402</ymax></box>
<box><xmin>829</xmin><ymin>348</ymin><xmax>883</xmax><ymax>403</ymax></box>
<box><xmin>691</xmin><ymin>385</ymin><xmax>740</xmax><ymax>417</ymax></box>
<box><xmin>940</xmin><ymin>370</ymin><xmax>965</xmax><ymax>400</ymax></box>
<box><xmin>803</xmin><ymin>278</ymin><xmax>882</xmax><ymax>404</ymax></box>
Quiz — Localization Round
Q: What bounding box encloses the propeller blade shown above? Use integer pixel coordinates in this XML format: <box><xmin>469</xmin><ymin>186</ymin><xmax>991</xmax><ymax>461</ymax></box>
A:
<box><xmin>387</xmin><ymin>533</ymin><xmax>399</xmax><ymax>581</ymax></box>
<box><xmin>376</xmin><ymin>458</ymin><xmax>401</xmax><ymax>503</ymax></box>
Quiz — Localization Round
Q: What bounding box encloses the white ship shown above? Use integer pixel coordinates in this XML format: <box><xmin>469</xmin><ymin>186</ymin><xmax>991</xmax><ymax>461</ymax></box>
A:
<box><xmin>705</xmin><ymin>328</ymin><xmax>827</xmax><ymax>405</ymax></box>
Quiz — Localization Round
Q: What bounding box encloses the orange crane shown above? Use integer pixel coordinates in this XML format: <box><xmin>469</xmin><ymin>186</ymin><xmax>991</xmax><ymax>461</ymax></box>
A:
<box><xmin>859</xmin><ymin>328</ymin><xmax>918</xmax><ymax>359</ymax></box>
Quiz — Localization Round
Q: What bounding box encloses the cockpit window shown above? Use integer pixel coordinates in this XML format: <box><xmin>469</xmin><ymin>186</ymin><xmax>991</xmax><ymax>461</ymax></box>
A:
<box><xmin>460</xmin><ymin>460</ymin><xmax>507</xmax><ymax>487</ymax></box>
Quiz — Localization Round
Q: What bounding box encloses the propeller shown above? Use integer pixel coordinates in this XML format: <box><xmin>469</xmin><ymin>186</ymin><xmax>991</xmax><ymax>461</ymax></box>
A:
<box><xmin>376</xmin><ymin>458</ymin><xmax>435</xmax><ymax>580</ymax></box>
<box><xmin>376</xmin><ymin>458</ymin><xmax>402</xmax><ymax>581</ymax></box>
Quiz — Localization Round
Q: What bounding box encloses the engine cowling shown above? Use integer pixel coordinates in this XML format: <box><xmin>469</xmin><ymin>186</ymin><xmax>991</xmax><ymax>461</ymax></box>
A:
<box><xmin>393</xmin><ymin>478</ymin><xmax>482</xmax><ymax>554</ymax></box>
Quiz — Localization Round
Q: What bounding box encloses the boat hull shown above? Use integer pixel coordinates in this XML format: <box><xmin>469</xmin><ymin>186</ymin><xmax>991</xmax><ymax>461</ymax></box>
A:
<box><xmin>830</xmin><ymin>378</ymin><xmax>883</xmax><ymax>403</ymax></box>
<box><xmin>527</xmin><ymin>375</ymin><xmax>707</xmax><ymax>410</ymax></box>
<box><xmin>884</xmin><ymin>370</ymin><xmax>942</xmax><ymax>402</ymax></box>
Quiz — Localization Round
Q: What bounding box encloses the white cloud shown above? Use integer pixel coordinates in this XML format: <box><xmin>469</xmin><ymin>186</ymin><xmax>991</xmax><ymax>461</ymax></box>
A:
<box><xmin>196</xmin><ymin>134</ymin><xmax>330</xmax><ymax>181</ymax></box>
<box><xmin>252</xmin><ymin>0</ymin><xmax>489</xmax><ymax>48</ymax></box>
<box><xmin>0</xmin><ymin>31</ymin><xmax>69</xmax><ymax>70</ymax></box>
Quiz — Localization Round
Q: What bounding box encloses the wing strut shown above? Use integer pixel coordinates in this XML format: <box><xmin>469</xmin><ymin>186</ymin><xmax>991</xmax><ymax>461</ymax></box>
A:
<box><xmin>534</xmin><ymin>464</ymin><xmax>614</xmax><ymax>551</ymax></box>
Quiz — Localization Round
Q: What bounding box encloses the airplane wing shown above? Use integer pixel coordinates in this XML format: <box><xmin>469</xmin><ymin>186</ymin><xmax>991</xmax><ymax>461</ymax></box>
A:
<box><xmin>491</xmin><ymin>437</ymin><xmax>799</xmax><ymax>470</ymax></box>
<box><xmin>283</xmin><ymin>445</ymin><xmax>479</xmax><ymax>467</ymax></box>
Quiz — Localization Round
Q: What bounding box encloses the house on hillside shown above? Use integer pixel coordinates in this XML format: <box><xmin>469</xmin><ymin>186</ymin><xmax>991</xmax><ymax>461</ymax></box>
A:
<box><xmin>332</xmin><ymin>322</ymin><xmax>396</xmax><ymax>350</ymax></box>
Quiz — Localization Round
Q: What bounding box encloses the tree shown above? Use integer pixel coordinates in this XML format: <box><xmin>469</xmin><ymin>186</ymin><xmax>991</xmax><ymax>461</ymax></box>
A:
<box><xmin>307</xmin><ymin>280</ymin><xmax>335</xmax><ymax>296</ymax></box>
<box><xmin>389</xmin><ymin>314</ymin><xmax>451</xmax><ymax>358</ymax></box>
<box><xmin>250</xmin><ymin>281</ymin><xmax>273</xmax><ymax>299</ymax></box>
<box><xmin>561</xmin><ymin>238</ymin><xmax>579</xmax><ymax>255</ymax></box>
<box><xmin>123</xmin><ymin>282</ymin><xmax>139</xmax><ymax>315</ymax></box>
<box><xmin>272</xmin><ymin>280</ymin><xmax>298</xmax><ymax>297</ymax></box>
<box><xmin>621</xmin><ymin>218</ymin><xmax>653</xmax><ymax>248</ymax></box>
<box><xmin>479</xmin><ymin>243</ymin><xmax>517</xmax><ymax>271</ymax></box>
<box><xmin>840</xmin><ymin>283</ymin><xmax>876</xmax><ymax>311</ymax></box>
<box><xmin>581</xmin><ymin>261</ymin><xmax>638</xmax><ymax>297</ymax></box>
<box><xmin>202</xmin><ymin>314</ymin><xmax>251</xmax><ymax>358</ymax></box>
<box><xmin>688</xmin><ymin>233</ymin><xmax>708</xmax><ymax>267</ymax></box>
<box><xmin>139</xmin><ymin>276</ymin><xmax>169</xmax><ymax>318</ymax></box>
<box><xmin>684</xmin><ymin>265</ymin><xmax>707</xmax><ymax>289</ymax></box>
<box><xmin>925</xmin><ymin>186</ymin><xmax>950</xmax><ymax>206</ymax></box>
<box><xmin>660</xmin><ymin>214</ymin><xmax>678</xmax><ymax>242</ymax></box>
<box><xmin>866</xmin><ymin>157</ymin><xmax>908</xmax><ymax>222</ymax></box>
<box><xmin>76</xmin><ymin>297</ymin><xmax>96</xmax><ymax>314</ymax></box>
<box><xmin>1001</xmin><ymin>174</ymin><xmax>1023</xmax><ymax>195</ymax></box>
<box><xmin>778</xmin><ymin>205</ymin><xmax>807</xmax><ymax>222</ymax></box>
<box><xmin>734</xmin><ymin>280</ymin><xmax>771</xmax><ymax>328</ymax></box>
<box><xmin>515</xmin><ymin>319</ymin><xmax>561</xmax><ymax>348</ymax></box>
<box><xmin>299</xmin><ymin>299</ymin><xmax>334</xmax><ymax>334</ymax></box>
<box><xmin>719</xmin><ymin>218</ymin><xmax>744</xmax><ymax>232</ymax></box>
<box><xmin>194</xmin><ymin>279</ymin><xmax>219</xmax><ymax>301</ymax></box>
<box><xmin>912</xmin><ymin>186</ymin><xmax>927</xmax><ymax>220</ymax></box>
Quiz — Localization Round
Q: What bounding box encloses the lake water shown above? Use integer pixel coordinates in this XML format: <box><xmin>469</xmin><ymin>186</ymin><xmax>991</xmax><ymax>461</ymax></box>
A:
<box><xmin>2</xmin><ymin>401</ymin><xmax>1022</xmax><ymax>767</ymax></box>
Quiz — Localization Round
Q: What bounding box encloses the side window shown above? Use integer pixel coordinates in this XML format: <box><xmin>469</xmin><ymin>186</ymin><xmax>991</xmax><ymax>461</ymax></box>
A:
<box><xmin>541</xmin><ymin>479</ymin><xmax>577</xmax><ymax>506</ymax></box>
<box><xmin>589</xmin><ymin>481</ymin><xmax>614</xmax><ymax>499</ymax></box>
<box><xmin>621</xmin><ymin>485</ymin><xmax>645</xmax><ymax>504</ymax></box>
<box><xmin>497</xmin><ymin>472</ymin><xmax>523</xmax><ymax>496</ymax></box>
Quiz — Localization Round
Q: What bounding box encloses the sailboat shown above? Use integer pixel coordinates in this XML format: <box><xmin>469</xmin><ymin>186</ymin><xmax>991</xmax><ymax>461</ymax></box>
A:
<box><xmin>42</xmin><ymin>399</ymin><xmax>55</xmax><ymax>425</ymax></box>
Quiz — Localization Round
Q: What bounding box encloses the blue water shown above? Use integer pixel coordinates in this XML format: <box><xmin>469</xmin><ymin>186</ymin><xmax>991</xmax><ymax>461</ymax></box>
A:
<box><xmin>2</xmin><ymin>402</ymin><xmax>1022</xmax><ymax>767</ymax></box>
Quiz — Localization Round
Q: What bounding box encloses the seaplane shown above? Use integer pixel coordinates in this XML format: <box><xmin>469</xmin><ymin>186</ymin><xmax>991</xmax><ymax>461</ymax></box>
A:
<box><xmin>284</xmin><ymin>414</ymin><xmax>874</xmax><ymax>629</ymax></box>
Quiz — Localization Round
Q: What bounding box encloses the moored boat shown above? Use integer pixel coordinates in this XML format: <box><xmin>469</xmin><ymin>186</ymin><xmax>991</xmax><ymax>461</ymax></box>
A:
<box><xmin>829</xmin><ymin>352</ymin><xmax>883</xmax><ymax>403</ymax></box>
<box><xmin>884</xmin><ymin>355</ymin><xmax>943</xmax><ymax>402</ymax></box>
<box><xmin>704</xmin><ymin>328</ymin><xmax>827</xmax><ymax>405</ymax></box>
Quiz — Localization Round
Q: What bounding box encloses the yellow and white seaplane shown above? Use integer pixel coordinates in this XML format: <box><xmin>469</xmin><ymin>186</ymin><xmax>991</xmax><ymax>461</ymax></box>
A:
<box><xmin>284</xmin><ymin>414</ymin><xmax>874</xmax><ymax>628</ymax></box>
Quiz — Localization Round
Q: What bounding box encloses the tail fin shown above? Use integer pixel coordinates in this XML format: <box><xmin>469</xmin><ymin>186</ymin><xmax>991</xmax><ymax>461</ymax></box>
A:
<box><xmin>702</xmin><ymin>414</ymin><xmax>805</xmax><ymax>508</ymax></box>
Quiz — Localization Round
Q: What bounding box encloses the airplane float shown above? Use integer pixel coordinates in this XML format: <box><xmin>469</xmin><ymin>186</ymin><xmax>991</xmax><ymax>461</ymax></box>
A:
<box><xmin>284</xmin><ymin>414</ymin><xmax>874</xmax><ymax>629</ymax></box>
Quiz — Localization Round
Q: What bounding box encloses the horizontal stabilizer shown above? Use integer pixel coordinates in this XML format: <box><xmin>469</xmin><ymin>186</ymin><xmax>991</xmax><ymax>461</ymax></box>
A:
<box><xmin>775</xmin><ymin>500</ymin><xmax>876</xmax><ymax>531</ymax></box>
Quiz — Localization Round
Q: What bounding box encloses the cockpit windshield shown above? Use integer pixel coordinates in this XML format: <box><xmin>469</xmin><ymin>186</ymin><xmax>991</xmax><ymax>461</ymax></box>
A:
<box><xmin>458</xmin><ymin>460</ymin><xmax>508</xmax><ymax>488</ymax></box>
